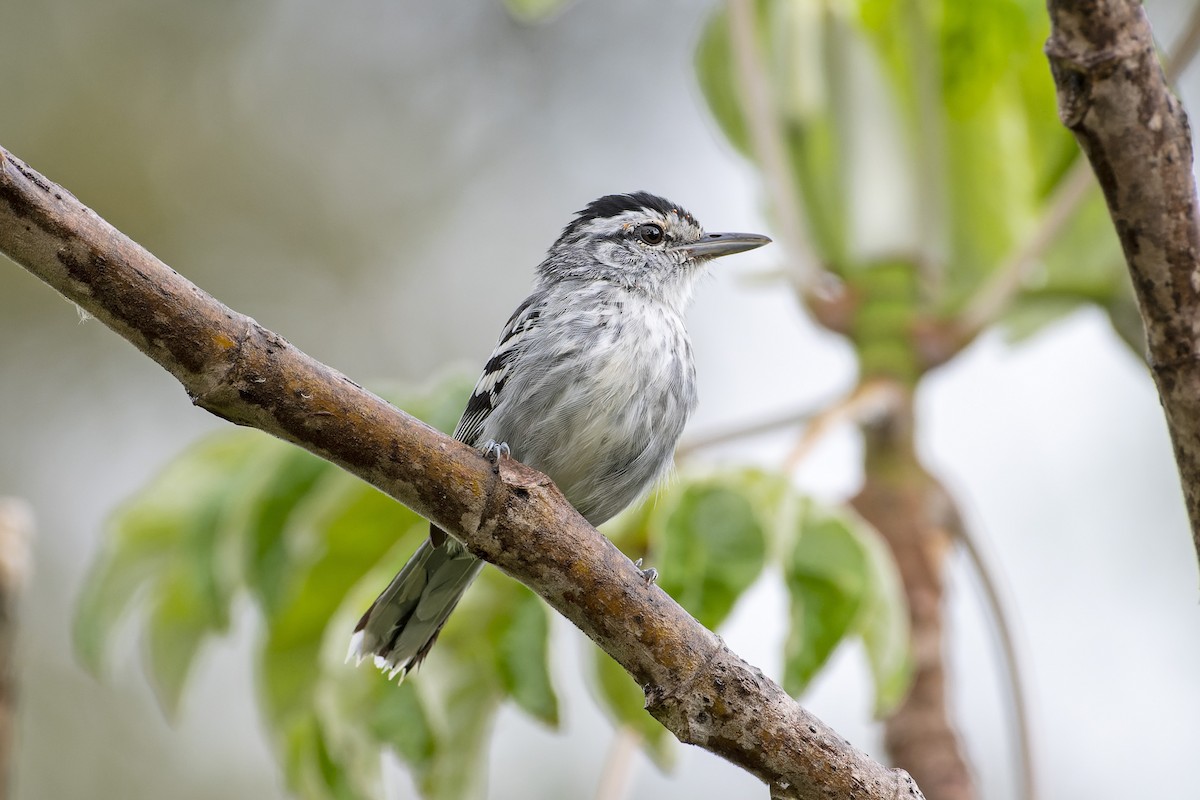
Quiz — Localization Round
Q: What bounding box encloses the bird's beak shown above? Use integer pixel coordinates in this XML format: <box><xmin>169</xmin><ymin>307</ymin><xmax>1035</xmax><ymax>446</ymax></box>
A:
<box><xmin>673</xmin><ymin>232</ymin><xmax>772</xmax><ymax>259</ymax></box>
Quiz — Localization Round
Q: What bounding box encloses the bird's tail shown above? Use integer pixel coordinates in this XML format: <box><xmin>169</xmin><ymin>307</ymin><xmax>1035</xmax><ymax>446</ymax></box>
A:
<box><xmin>347</xmin><ymin>530</ymin><xmax>483</xmax><ymax>681</ymax></box>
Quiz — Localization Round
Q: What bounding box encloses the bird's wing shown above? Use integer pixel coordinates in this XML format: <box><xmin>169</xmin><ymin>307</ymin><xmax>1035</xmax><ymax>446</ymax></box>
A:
<box><xmin>453</xmin><ymin>292</ymin><xmax>545</xmax><ymax>447</ymax></box>
<box><xmin>429</xmin><ymin>294</ymin><xmax>545</xmax><ymax>549</ymax></box>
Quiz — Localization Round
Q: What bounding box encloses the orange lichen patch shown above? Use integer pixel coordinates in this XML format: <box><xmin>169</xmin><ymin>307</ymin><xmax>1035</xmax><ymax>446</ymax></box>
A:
<box><xmin>212</xmin><ymin>332</ymin><xmax>237</xmax><ymax>350</ymax></box>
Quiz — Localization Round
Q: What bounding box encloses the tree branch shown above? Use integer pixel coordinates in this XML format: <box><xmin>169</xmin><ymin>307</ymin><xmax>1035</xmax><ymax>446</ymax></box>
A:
<box><xmin>0</xmin><ymin>499</ymin><xmax>31</xmax><ymax>800</ymax></box>
<box><xmin>0</xmin><ymin>145</ymin><xmax>923</xmax><ymax>799</ymax></box>
<box><xmin>1044</xmin><ymin>0</ymin><xmax>1200</xmax><ymax>569</ymax></box>
<box><xmin>851</xmin><ymin>390</ymin><xmax>974</xmax><ymax>800</ymax></box>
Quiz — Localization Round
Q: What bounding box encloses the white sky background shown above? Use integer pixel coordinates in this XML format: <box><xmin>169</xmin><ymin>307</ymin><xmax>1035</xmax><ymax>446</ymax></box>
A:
<box><xmin>0</xmin><ymin>1</ymin><xmax>1198</xmax><ymax>799</ymax></box>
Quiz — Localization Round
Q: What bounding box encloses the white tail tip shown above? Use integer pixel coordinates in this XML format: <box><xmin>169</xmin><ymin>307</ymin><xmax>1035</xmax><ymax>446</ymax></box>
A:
<box><xmin>346</xmin><ymin>630</ymin><xmax>366</xmax><ymax>666</ymax></box>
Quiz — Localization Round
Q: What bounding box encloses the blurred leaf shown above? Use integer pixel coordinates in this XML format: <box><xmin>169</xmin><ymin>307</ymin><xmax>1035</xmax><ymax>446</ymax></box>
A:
<box><xmin>589</xmin><ymin>645</ymin><xmax>673</xmax><ymax>768</ymax></box>
<box><xmin>853</xmin><ymin>513</ymin><xmax>912</xmax><ymax>715</ymax></box>
<box><xmin>74</xmin><ymin>431</ymin><xmax>265</xmax><ymax>712</ymax></box>
<box><xmin>856</xmin><ymin>0</ymin><xmax>1082</xmax><ymax>314</ymax></box>
<box><xmin>260</xmin><ymin>475</ymin><xmax>427</xmax><ymax>730</ymax></box>
<box><xmin>654</xmin><ymin>481</ymin><xmax>767</xmax><ymax>631</ymax></box>
<box><xmin>503</xmin><ymin>0</ymin><xmax>571</xmax><ymax>24</ymax></box>
<box><xmin>782</xmin><ymin>502</ymin><xmax>910</xmax><ymax>713</ymax></box>
<box><xmin>1004</xmin><ymin>189</ymin><xmax>1128</xmax><ymax>342</ymax></box>
<box><xmin>84</xmin><ymin>371</ymin><xmax>546</xmax><ymax>800</ymax></box>
<box><xmin>144</xmin><ymin>561</ymin><xmax>220</xmax><ymax>715</ymax></box>
<box><xmin>488</xmin><ymin>584</ymin><xmax>559</xmax><ymax>726</ymax></box>
<box><xmin>417</xmin><ymin>663</ymin><xmax>502</xmax><ymax>800</ymax></box>
<box><xmin>282</xmin><ymin>716</ymin><xmax>375</xmax><ymax>800</ymax></box>
<box><xmin>782</xmin><ymin>502</ymin><xmax>867</xmax><ymax>696</ymax></box>
<box><xmin>236</xmin><ymin>445</ymin><xmax>333</xmax><ymax>613</ymax></box>
<box><xmin>360</xmin><ymin>677</ymin><xmax>436</xmax><ymax>771</ymax></box>
<box><xmin>695</xmin><ymin>4</ymin><xmax>850</xmax><ymax>267</ymax></box>
<box><xmin>695</xmin><ymin>8</ymin><xmax>751</xmax><ymax>156</ymax></box>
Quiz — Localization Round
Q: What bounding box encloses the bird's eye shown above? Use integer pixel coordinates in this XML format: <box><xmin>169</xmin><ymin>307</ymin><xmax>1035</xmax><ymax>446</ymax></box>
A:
<box><xmin>635</xmin><ymin>223</ymin><xmax>665</xmax><ymax>245</ymax></box>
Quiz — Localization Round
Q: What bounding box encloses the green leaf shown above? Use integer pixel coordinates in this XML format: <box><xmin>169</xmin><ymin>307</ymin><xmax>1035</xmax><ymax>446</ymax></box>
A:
<box><xmin>260</xmin><ymin>480</ymin><xmax>428</xmax><ymax>800</ymax></box>
<box><xmin>144</xmin><ymin>561</ymin><xmax>220</xmax><ymax>715</ymax></box>
<box><xmin>1004</xmin><ymin>189</ymin><xmax>1127</xmax><ymax>343</ymax></box>
<box><xmin>74</xmin><ymin>431</ymin><xmax>264</xmax><ymax>712</ymax></box>
<box><xmin>853</xmin><ymin>515</ymin><xmax>912</xmax><ymax>715</ymax></box>
<box><xmin>260</xmin><ymin>476</ymin><xmax>428</xmax><ymax>728</ymax></box>
<box><xmin>418</xmin><ymin>668</ymin><xmax>501</xmax><ymax>800</ymax></box>
<box><xmin>502</xmin><ymin>0</ymin><xmax>570</xmax><ymax>24</ymax></box>
<box><xmin>589</xmin><ymin>645</ymin><xmax>673</xmax><ymax>769</ymax></box>
<box><xmin>695</xmin><ymin>4</ymin><xmax>850</xmax><ymax>267</ymax></box>
<box><xmin>280</xmin><ymin>715</ymin><xmax>375</xmax><ymax>800</ymax></box>
<box><xmin>695</xmin><ymin>8</ymin><xmax>751</xmax><ymax>157</ymax></box>
<box><xmin>78</xmin><ymin>372</ymin><xmax>484</xmax><ymax>800</ymax></box>
<box><xmin>236</xmin><ymin>445</ymin><xmax>334</xmax><ymax>614</ymax></box>
<box><xmin>489</xmin><ymin>584</ymin><xmax>559</xmax><ymax>726</ymax></box>
<box><xmin>782</xmin><ymin>502</ymin><xmax>869</xmax><ymax>697</ymax></box>
<box><xmin>782</xmin><ymin>501</ymin><xmax>910</xmax><ymax>714</ymax></box>
<box><xmin>654</xmin><ymin>481</ymin><xmax>767</xmax><ymax>631</ymax></box>
<box><xmin>363</xmin><ymin>678</ymin><xmax>436</xmax><ymax>770</ymax></box>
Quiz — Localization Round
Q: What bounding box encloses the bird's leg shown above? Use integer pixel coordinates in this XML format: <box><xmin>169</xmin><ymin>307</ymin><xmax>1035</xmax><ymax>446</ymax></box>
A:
<box><xmin>633</xmin><ymin>558</ymin><xmax>658</xmax><ymax>585</ymax></box>
<box><xmin>481</xmin><ymin>439</ymin><xmax>511</xmax><ymax>467</ymax></box>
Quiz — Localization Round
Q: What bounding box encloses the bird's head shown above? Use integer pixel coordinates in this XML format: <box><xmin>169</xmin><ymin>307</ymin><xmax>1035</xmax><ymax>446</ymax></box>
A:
<box><xmin>537</xmin><ymin>192</ymin><xmax>770</xmax><ymax>310</ymax></box>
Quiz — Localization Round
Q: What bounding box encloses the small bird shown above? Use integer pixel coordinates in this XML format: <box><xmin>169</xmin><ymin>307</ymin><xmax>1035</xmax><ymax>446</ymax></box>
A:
<box><xmin>348</xmin><ymin>192</ymin><xmax>770</xmax><ymax>680</ymax></box>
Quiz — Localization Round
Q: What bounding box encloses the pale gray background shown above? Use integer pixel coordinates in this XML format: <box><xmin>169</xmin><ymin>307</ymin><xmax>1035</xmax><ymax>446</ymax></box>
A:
<box><xmin>1</xmin><ymin>1</ymin><xmax>1197</xmax><ymax>798</ymax></box>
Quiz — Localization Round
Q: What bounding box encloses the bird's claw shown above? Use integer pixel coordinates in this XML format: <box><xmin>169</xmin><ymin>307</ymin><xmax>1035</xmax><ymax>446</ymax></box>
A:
<box><xmin>482</xmin><ymin>440</ymin><xmax>511</xmax><ymax>466</ymax></box>
<box><xmin>633</xmin><ymin>558</ymin><xmax>658</xmax><ymax>585</ymax></box>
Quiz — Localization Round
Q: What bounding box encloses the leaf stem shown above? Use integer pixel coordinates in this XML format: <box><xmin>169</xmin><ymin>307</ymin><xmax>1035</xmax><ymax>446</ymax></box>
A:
<box><xmin>592</xmin><ymin>726</ymin><xmax>641</xmax><ymax>800</ymax></box>
<box><xmin>726</xmin><ymin>0</ymin><xmax>820</xmax><ymax>285</ymax></box>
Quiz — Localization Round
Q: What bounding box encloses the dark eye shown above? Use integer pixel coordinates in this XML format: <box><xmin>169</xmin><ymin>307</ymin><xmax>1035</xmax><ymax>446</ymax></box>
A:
<box><xmin>635</xmin><ymin>223</ymin><xmax>665</xmax><ymax>245</ymax></box>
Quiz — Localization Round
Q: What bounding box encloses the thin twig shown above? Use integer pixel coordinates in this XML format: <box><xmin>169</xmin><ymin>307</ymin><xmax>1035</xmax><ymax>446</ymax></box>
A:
<box><xmin>957</xmin><ymin>4</ymin><xmax>1200</xmax><ymax>337</ymax></box>
<box><xmin>1164</xmin><ymin>1</ymin><xmax>1200</xmax><ymax>84</ymax></box>
<box><xmin>958</xmin><ymin>162</ymin><xmax>1094</xmax><ymax>335</ymax></box>
<box><xmin>676</xmin><ymin>403</ymin><xmax>824</xmax><ymax>459</ymax></box>
<box><xmin>782</xmin><ymin>379</ymin><xmax>902</xmax><ymax>472</ymax></box>
<box><xmin>949</xmin><ymin>511</ymin><xmax>1037</xmax><ymax>800</ymax></box>
<box><xmin>592</xmin><ymin>726</ymin><xmax>641</xmax><ymax>800</ymax></box>
<box><xmin>725</xmin><ymin>0</ymin><xmax>820</xmax><ymax>285</ymax></box>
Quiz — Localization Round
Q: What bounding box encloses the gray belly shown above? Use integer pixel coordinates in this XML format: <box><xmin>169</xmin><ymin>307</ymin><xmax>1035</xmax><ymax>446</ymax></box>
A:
<box><xmin>481</xmin><ymin>305</ymin><xmax>696</xmax><ymax>525</ymax></box>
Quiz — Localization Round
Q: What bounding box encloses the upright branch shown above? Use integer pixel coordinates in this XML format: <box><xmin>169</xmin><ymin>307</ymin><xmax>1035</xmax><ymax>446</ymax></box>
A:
<box><xmin>0</xmin><ymin>145</ymin><xmax>923</xmax><ymax>800</ymax></box>
<box><xmin>850</xmin><ymin>390</ymin><xmax>975</xmax><ymax>800</ymax></box>
<box><xmin>0</xmin><ymin>500</ymin><xmax>32</xmax><ymax>800</ymax></box>
<box><xmin>1044</xmin><ymin>0</ymin><xmax>1200</xmax><ymax>568</ymax></box>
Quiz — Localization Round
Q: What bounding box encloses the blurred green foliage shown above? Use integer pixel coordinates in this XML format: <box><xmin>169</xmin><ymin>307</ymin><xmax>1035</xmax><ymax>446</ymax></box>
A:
<box><xmin>77</xmin><ymin>376</ymin><xmax>908</xmax><ymax>800</ymax></box>
<box><xmin>696</xmin><ymin>0</ymin><xmax>1129</xmax><ymax>352</ymax></box>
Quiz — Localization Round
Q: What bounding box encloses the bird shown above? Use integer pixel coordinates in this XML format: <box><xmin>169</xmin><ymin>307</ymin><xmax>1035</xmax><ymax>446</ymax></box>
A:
<box><xmin>348</xmin><ymin>191</ymin><xmax>770</xmax><ymax>681</ymax></box>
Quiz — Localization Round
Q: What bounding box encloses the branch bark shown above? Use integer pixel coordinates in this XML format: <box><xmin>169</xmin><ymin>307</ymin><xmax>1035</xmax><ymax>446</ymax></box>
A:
<box><xmin>1045</xmin><ymin>0</ymin><xmax>1200</xmax><ymax>568</ymax></box>
<box><xmin>0</xmin><ymin>145</ymin><xmax>923</xmax><ymax>800</ymax></box>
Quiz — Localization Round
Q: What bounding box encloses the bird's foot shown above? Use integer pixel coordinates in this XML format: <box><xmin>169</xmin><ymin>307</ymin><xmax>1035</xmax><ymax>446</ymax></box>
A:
<box><xmin>482</xmin><ymin>440</ymin><xmax>511</xmax><ymax>467</ymax></box>
<box><xmin>633</xmin><ymin>558</ymin><xmax>658</xmax><ymax>585</ymax></box>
